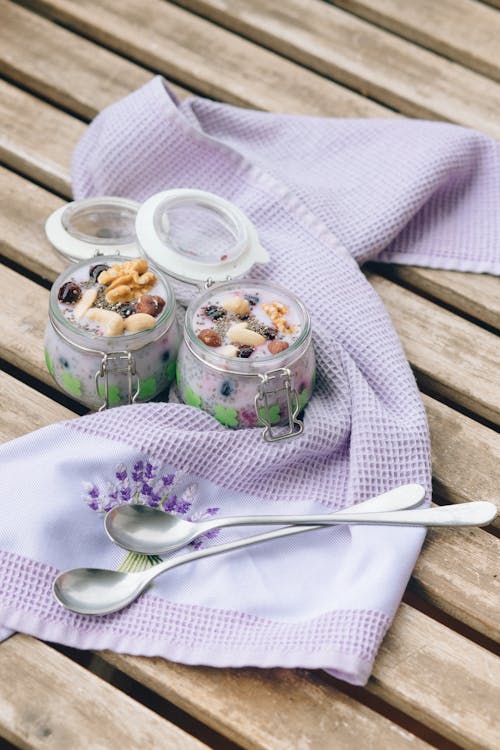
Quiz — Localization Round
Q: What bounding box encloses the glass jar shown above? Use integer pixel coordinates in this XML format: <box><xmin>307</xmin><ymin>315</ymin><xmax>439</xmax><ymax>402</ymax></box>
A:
<box><xmin>45</xmin><ymin>255</ymin><xmax>179</xmax><ymax>411</ymax></box>
<box><xmin>46</xmin><ymin>189</ymin><xmax>315</xmax><ymax>439</ymax></box>
<box><xmin>176</xmin><ymin>280</ymin><xmax>315</xmax><ymax>441</ymax></box>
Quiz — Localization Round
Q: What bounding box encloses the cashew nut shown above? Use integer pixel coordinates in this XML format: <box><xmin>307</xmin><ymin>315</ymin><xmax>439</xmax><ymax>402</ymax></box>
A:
<box><xmin>86</xmin><ymin>307</ymin><xmax>125</xmax><ymax>336</ymax></box>
<box><xmin>73</xmin><ymin>288</ymin><xmax>98</xmax><ymax>319</ymax></box>
<box><xmin>124</xmin><ymin>313</ymin><xmax>157</xmax><ymax>333</ymax></box>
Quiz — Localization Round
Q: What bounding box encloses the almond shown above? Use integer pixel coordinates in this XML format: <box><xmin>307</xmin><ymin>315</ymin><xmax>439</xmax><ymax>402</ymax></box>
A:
<box><xmin>227</xmin><ymin>323</ymin><xmax>266</xmax><ymax>346</ymax></box>
<box><xmin>198</xmin><ymin>328</ymin><xmax>222</xmax><ymax>347</ymax></box>
<box><xmin>223</xmin><ymin>295</ymin><xmax>250</xmax><ymax>317</ymax></box>
<box><xmin>268</xmin><ymin>340</ymin><xmax>289</xmax><ymax>355</ymax></box>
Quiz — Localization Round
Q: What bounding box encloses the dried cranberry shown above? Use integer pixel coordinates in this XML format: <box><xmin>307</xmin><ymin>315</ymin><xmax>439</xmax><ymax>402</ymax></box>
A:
<box><xmin>151</xmin><ymin>295</ymin><xmax>166</xmax><ymax>316</ymax></box>
<box><xmin>57</xmin><ymin>281</ymin><xmax>81</xmax><ymax>304</ymax></box>
<box><xmin>237</xmin><ymin>346</ymin><xmax>254</xmax><ymax>358</ymax></box>
<box><xmin>89</xmin><ymin>263</ymin><xmax>110</xmax><ymax>282</ymax></box>
<box><xmin>204</xmin><ymin>305</ymin><xmax>225</xmax><ymax>320</ymax></box>
<box><xmin>245</xmin><ymin>294</ymin><xmax>259</xmax><ymax>306</ymax></box>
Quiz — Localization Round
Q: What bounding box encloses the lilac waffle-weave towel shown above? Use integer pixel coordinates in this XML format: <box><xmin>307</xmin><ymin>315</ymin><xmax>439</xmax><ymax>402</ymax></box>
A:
<box><xmin>1</xmin><ymin>77</ymin><xmax>499</xmax><ymax>686</ymax></box>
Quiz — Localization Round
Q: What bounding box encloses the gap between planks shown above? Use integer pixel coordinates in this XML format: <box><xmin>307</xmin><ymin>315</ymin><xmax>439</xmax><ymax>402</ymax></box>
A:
<box><xmin>0</xmin><ymin>633</ymin><xmax>210</xmax><ymax>750</ymax></box>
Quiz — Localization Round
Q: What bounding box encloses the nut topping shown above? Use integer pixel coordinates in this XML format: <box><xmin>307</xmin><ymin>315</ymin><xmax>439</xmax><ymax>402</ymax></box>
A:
<box><xmin>198</xmin><ymin>329</ymin><xmax>222</xmax><ymax>347</ymax></box>
<box><xmin>268</xmin><ymin>340</ymin><xmax>289</xmax><ymax>355</ymax></box>
<box><xmin>124</xmin><ymin>313</ymin><xmax>157</xmax><ymax>333</ymax></box>
<box><xmin>227</xmin><ymin>323</ymin><xmax>266</xmax><ymax>346</ymax></box>
<box><xmin>223</xmin><ymin>295</ymin><xmax>250</xmax><ymax>318</ymax></box>
<box><xmin>74</xmin><ymin>288</ymin><xmax>98</xmax><ymax>320</ymax></box>
<box><xmin>86</xmin><ymin>307</ymin><xmax>124</xmax><ymax>336</ymax></box>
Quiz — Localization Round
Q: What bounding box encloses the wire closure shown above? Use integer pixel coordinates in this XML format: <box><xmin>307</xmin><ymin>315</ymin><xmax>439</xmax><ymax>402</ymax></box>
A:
<box><xmin>51</xmin><ymin>319</ymin><xmax>170</xmax><ymax>409</ymax></box>
<box><xmin>255</xmin><ymin>368</ymin><xmax>304</xmax><ymax>442</ymax></box>
<box><xmin>95</xmin><ymin>351</ymin><xmax>140</xmax><ymax>411</ymax></box>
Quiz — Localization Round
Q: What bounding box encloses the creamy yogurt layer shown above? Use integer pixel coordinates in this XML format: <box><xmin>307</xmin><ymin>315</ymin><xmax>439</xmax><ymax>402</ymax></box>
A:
<box><xmin>46</xmin><ymin>257</ymin><xmax>180</xmax><ymax>409</ymax></box>
<box><xmin>56</xmin><ymin>258</ymin><xmax>168</xmax><ymax>337</ymax></box>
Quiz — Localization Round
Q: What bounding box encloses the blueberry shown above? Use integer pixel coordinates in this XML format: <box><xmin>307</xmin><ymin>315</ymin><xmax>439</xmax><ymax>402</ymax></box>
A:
<box><xmin>220</xmin><ymin>380</ymin><xmax>233</xmax><ymax>397</ymax></box>
<box><xmin>58</xmin><ymin>357</ymin><xmax>69</xmax><ymax>368</ymax></box>
<box><xmin>245</xmin><ymin>294</ymin><xmax>259</xmax><ymax>306</ymax></box>
<box><xmin>263</xmin><ymin>326</ymin><xmax>278</xmax><ymax>340</ymax></box>
<box><xmin>119</xmin><ymin>303</ymin><xmax>137</xmax><ymax>318</ymax></box>
<box><xmin>161</xmin><ymin>351</ymin><xmax>170</xmax><ymax>362</ymax></box>
<box><xmin>57</xmin><ymin>281</ymin><xmax>81</xmax><ymax>304</ymax></box>
<box><xmin>204</xmin><ymin>305</ymin><xmax>225</xmax><ymax>320</ymax></box>
<box><xmin>237</xmin><ymin>346</ymin><xmax>254</xmax><ymax>358</ymax></box>
<box><xmin>89</xmin><ymin>263</ymin><xmax>110</xmax><ymax>282</ymax></box>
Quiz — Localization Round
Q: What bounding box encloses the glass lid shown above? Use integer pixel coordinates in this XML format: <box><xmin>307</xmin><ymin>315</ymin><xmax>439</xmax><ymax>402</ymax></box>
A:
<box><xmin>62</xmin><ymin>197</ymin><xmax>137</xmax><ymax>244</ymax></box>
<box><xmin>45</xmin><ymin>197</ymin><xmax>141</xmax><ymax>262</ymax></box>
<box><xmin>136</xmin><ymin>189</ymin><xmax>269</xmax><ymax>283</ymax></box>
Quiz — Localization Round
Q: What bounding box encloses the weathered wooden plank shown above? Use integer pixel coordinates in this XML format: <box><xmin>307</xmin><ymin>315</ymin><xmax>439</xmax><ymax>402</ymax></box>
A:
<box><xmin>0</xmin><ymin>370</ymin><xmax>74</xmax><ymax>442</ymax></box>
<box><xmin>368</xmin><ymin>603</ymin><xmax>500</xmax><ymax>750</ymax></box>
<box><xmin>0</xmin><ymin>634</ymin><xmax>209</xmax><ymax>750</ymax></box>
<box><xmin>102</xmin><ymin>651</ymin><xmax>434</xmax><ymax>750</ymax></box>
<box><xmin>423</xmin><ymin>393</ymin><xmax>500</xmax><ymax>515</ymax></box>
<box><xmin>171</xmin><ymin>0</ymin><xmax>500</xmax><ymax>137</ymax></box>
<box><xmin>0</xmin><ymin>0</ymin><xmax>187</xmax><ymax>119</ymax></box>
<box><xmin>0</xmin><ymin>79</ymin><xmax>76</xmax><ymax>194</ymax></box>
<box><xmin>369</xmin><ymin>273</ymin><xmax>500</xmax><ymax>425</ymax></box>
<box><xmin>0</xmin><ymin>267</ymin><xmax>50</xmax><ymax>386</ymax></box>
<box><xmin>105</xmin><ymin>602</ymin><xmax>500</xmax><ymax>750</ymax></box>
<box><xmin>331</xmin><ymin>0</ymin><xmax>500</xmax><ymax>83</ymax></box>
<box><xmin>387</xmin><ymin>265</ymin><xmax>500</xmax><ymax>331</ymax></box>
<box><xmin>21</xmin><ymin>0</ymin><xmax>390</xmax><ymax>118</ymax></box>
<box><xmin>1</xmin><ymin>265</ymin><xmax>499</xmax><ymax>639</ymax></box>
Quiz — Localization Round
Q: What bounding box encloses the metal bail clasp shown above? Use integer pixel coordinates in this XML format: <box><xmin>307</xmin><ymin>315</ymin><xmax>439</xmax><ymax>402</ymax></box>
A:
<box><xmin>95</xmin><ymin>351</ymin><xmax>140</xmax><ymax>411</ymax></box>
<box><xmin>255</xmin><ymin>367</ymin><xmax>304</xmax><ymax>443</ymax></box>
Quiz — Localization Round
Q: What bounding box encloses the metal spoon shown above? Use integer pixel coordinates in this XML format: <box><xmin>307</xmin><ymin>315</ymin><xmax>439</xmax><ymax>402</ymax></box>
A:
<box><xmin>105</xmin><ymin>483</ymin><xmax>426</xmax><ymax>555</ymax></box>
<box><xmin>54</xmin><ymin>500</ymin><xmax>496</xmax><ymax>616</ymax></box>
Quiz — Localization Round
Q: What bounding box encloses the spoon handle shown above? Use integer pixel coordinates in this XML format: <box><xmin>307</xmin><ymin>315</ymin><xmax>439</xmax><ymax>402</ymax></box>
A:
<box><xmin>143</xmin><ymin>501</ymin><xmax>496</xmax><ymax>585</ymax></box>
<box><xmin>204</xmin><ymin>500</ymin><xmax>496</xmax><ymax>532</ymax></box>
<box><xmin>200</xmin><ymin>483</ymin><xmax>426</xmax><ymax>532</ymax></box>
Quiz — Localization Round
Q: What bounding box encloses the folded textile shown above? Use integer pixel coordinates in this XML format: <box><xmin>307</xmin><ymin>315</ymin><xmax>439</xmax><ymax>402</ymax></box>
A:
<box><xmin>1</xmin><ymin>77</ymin><xmax>498</xmax><ymax>684</ymax></box>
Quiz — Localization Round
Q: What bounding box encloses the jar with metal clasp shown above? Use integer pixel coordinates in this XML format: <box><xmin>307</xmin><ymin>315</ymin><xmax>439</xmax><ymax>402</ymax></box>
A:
<box><xmin>45</xmin><ymin>197</ymin><xmax>180</xmax><ymax>410</ymax></box>
<box><xmin>134</xmin><ymin>190</ymin><xmax>316</xmax><ymax>442</ymax></box>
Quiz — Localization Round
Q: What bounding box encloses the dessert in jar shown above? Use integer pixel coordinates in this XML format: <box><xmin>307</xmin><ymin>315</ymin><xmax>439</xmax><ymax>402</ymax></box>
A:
<box><xmin>45</xmin><ymin>198</ymin><xmax>180</xmax><ymax>410</ymax></box>
<box><xmin>176</xmin><ymin>280</ymin><xmax>315</xmax><ymax>440</ymax></box>
<box><xmin>45</xmin><ymin>256</ymin><xmax>179</xmax><ymax>409</ymax></box>
<box><xmin>134</xmin><ymin>188</ymin><xmax>316</xmax><ymax>442</ymax></box>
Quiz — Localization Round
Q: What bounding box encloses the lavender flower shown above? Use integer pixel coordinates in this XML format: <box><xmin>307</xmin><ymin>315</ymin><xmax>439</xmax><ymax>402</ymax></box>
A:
<box><xmin>115</xmin><ymin>464</ymin><xmax>127</xmax><ymax>482</ymax></box>
<box><xmin>82</xmin><ymin>458</ymin><xmax>220</xmax><ymax>550</ymax></box>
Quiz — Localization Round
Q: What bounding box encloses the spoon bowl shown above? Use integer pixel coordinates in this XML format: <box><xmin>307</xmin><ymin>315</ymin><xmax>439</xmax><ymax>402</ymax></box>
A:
<box><xmin>53</xmin><ymin>568</ymin><xmax>148</xmax><ymax>616</ymax></box>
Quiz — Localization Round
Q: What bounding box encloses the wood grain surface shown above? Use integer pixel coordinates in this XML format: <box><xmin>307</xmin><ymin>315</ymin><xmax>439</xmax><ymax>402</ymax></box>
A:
<box><xmin>0</xmin><ymin>634</ymin><xmax>210</xmax><ymax>750</ymax></box>
<box><xmin>173</xmin><ymin>0</ymin><xmax>500</xmax><ymax>137</ymax></box>
<box><xmin>331</xmin><ymin>0</ymin><xmax>500</xmax><ymax>82</ymax></box>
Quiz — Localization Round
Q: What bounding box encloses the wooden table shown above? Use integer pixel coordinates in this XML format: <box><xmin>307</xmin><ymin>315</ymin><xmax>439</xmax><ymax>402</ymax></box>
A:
<box><xmin>1</xmin><ymin>1</ymin><xmax>499</xmax><ymax>748</ymax></box>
